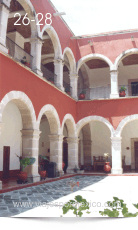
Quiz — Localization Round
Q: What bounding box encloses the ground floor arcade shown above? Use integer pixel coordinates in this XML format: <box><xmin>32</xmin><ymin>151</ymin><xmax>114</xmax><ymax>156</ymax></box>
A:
<box><xmin>0</xmin><ymin>91</ymin><xmax>138</xmax><ymax>189</ymax></box>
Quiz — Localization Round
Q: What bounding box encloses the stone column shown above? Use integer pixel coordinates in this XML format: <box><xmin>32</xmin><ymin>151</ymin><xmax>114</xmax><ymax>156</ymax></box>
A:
<box><xmin>110</xmin><ymin>70</ymin><xmax>119</xmax><ymax>98</ymax></box>
<box><xmin>111</xmin><ymin>137</ymin><xmax>123</xmax><ymax>174</ymax></box>
<box><xmin>66</xmin><ymin>137</ymin><xmax>79</xmax><ymax>173</ymax></box>
<box><xmin>30</xmin><ymin>37</ymin><xmax>43</xmax><ymax>77</ymax></box>
<box><xmin>69</xmin><ymin>72</ymin><xmax>79</xmax><ymax>100</ymax></box>
<box><xmin>83</xmin><ymin>140</ymin><xmax>92</xmax><ymax>167</ymax></box>
<box><xmin>0</xmin><ymin>1</ymin><xmax>11</xmax><ymax>53</ymax></box>
<box><xmin>21</xmin><ymin>130</ymin><xmax>41</xmax><ymax>183</ymax></box>
<box><xmin>54</xmin><ymin>58</ymin><xmax>64</xmax><ymax>91</ymax></box>
<box><xmin>49</xmin><ymin>134</ymin><xmax>64</xmax><ymax>176</ymax></box>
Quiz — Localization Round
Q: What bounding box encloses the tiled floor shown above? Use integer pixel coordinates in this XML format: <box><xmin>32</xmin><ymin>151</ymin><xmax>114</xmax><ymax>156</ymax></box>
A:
<box><xmin>0</xmin><ymin>175</ymin><xmax>105</xmax><ymax>217</ymax></box>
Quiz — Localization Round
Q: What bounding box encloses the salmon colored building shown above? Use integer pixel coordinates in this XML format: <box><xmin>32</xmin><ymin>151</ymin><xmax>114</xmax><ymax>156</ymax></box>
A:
<box><xmin>0</xmin><ymin>0</ymin><xmax>138</xmax><ymax>187</ymax></box>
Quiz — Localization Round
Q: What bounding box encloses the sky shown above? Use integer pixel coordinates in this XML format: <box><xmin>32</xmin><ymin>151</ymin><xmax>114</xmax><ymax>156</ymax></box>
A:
<box><xmin>51</xmin><ymin>0</ymin><xmax>138</xmax><ymax>36</ymax></box>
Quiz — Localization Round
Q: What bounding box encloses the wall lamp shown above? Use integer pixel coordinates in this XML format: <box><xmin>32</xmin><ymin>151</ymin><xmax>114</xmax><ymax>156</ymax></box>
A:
<box><xmin>53</xmin><ymin>12</ymin><xmax>66</xmax><ymax>17</ymax></box>
<box><xmin>88</xmin><ymin>40</ymin><xmax>93</xmax><ymax>46</ymax></box>
<box><xmin>131</xmin><ymin>35</ymin><xmax>134</xmax><ymax>41</ymax></box>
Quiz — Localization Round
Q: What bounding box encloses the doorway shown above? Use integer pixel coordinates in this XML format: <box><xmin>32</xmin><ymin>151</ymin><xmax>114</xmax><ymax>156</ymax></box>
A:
<box><xmin>134</xmin><ymin>142</ymin><xmax>138</xmax><ymax>170</ymax></box>
<box><xmin>3</xmin><ymin>146</ymin><xmax>10</xmax><ymax>179</ymax></box>
<box><xmin>63</xmin><ymin>140</ymin><xmax>68</xmax><ymax>173</ymax></box>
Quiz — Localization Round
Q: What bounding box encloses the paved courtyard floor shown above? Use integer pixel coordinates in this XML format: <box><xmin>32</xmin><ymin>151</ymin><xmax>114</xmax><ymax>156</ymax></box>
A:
<box><xmin>0</xmin><ymin>175</ymin><xmax>138</xmax><ymax>217</ymax></box>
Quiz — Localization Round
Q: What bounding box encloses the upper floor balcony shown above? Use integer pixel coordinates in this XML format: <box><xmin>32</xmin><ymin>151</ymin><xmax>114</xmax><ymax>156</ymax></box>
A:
<box><xmin>1</xmin><ymin>0</ymin><xmax>138</xmax><ymax>102</ymax></box>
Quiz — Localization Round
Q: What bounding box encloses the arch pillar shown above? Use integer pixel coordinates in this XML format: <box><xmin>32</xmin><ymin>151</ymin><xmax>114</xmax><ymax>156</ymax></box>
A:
<box><xmin>30</xmin><ymin>37</ymin><xmax>43</xmax><ymax>77</ymax></box>
<box><xmin>54</xmin><ymin>59</ymin><xmax>64</xmax><ymax>91</ymax></box>
<box><xmin>66</xmin><ymin>137</ymin><xmax>80</xmax><ymax>173</ymax></box>
<box><xmin>110</xmin><ymin>70</ymin><xmax>119</xmax><ymax>98</ymax></box>
<box><xmin>49</xmin><ymin>134</ymin><xmax>64</xmax><ymax>176</ymax></box>
<box><xmin>69</xmin><ymin>72</ymin><xmax>79</xmax><ymax>100</ymax></box>
<box><xmin>111</xmin><ymin>137</ymin><xmax>123</xmax><ymax>174</ymax></box>
<box><xmin>0</xmin><ymin>0</ymin><xmax>11</xmax><ymax>53</ymax></box>
<box><xmin>21</xmin><ymin>129</ymin><xmax>41</xmax><ymax>182</ymax></box>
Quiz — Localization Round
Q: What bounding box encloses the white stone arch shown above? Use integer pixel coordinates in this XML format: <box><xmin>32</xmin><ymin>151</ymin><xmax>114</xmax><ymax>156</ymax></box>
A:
<box><xmin>77</xmin><ymin>54</ymin><xmax>113</xmax><ymax>73</ymax></box>
<box><xmin>37</xmin><ymin>104</ymin><xmax>61</xmax><ymax>135</ymax></box>
<box><xmin>113</xmin><ymin>48</ymin><xmax>138</xmax><ymax>71</ymax></box>
<box><xmin>0</xmin><ymin>91</ymin><xmax>37</xmax><ymax>130</ymax></box>
<box><xmin>61</xmin><ymin>114</ymin><xmax>77</xmax><ymax>138</ymax></box>
<box><xmin>16</xmin><ymin>0</ymin><xmax>41</xmax><ymax>38</ymax></box>
<box><xmin>76</xmin><ymin>116</ymin><xmax>115</xmax><ymax>137</ymax></box>
<box><xmin>63</xmin><ymin>47</ymin><xmax>76</xmax><ymax>73</ymax></box>
<box><xmin>40</xmin><ymin>25</ymin><xmax>62</xmax><ymax>59</ymax></box>
<box><xmin>115</xmin><ymin>114</ymin><xmax>138</xmax><ymax>137</ymax></box>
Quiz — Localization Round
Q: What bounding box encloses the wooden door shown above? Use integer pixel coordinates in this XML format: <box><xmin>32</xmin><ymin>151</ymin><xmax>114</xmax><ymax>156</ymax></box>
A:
<box><xmin>63</xmin><ymin>142</ymin><xmax>68</xmax><ymax>173</ymax></box>
<box><xmin>134</xmin><ymin>142</ymin><xmax>138</xmax><ymax>170</ymax></box>
<box><xmin>3</xmin><ymin>146</ymin><xmax>10</xmax><ymax>179</ymax></box>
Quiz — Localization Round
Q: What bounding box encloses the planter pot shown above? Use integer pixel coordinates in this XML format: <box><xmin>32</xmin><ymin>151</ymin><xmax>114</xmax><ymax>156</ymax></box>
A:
<box><xmin>49</xmin><ymin>80</ymin><xmax>54</xmax><ymax>84</ymax></box>
<box><xmin>104</xmin><ymin>162</ymin><xmax>111</xmax><ymax>172</ymax></box>
<box><xmin>79</xmin><ymin>93</ymin><xmax>85</xmax><ymax>100</ymax></box>
<box><xmin>25</xmin><ymin>63</ymin><xmax>30</xmax><ymax>68</ymax></box>
<box><xmin>119</xmin><ymin>91</ymin><xmax>126</xmax><ymax>97</ymax></box>
<box><xmin>39</xmin><ymin>170</ymin><xmax>46</xmax><ymax>178</ymax></box>
<box><xmin>62</xmin><ymin>162</ymin><xmax>65</xmax><ymax>169</ymax></box>
<box><xmin>17</xmin><ymin>171</ymin><xmax>28</xmax><ymax>182</ymax></box>
<box><xmin>66</xmin><ymin>91</ymin><xmax>71</xmax><ymax>96</ymax></box>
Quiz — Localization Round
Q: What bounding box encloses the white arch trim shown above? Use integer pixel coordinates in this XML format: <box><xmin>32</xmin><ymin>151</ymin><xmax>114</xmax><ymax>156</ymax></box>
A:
<box><xmin>0</xmin><ymin>91</ymin><xmax>37</xmax><ymax>129</ymax></box>
<box><xmin>61</xmin><ymin>114</ymin><xmax>77</xmax><ymax>137</ymax></box>
<box><xmin>40</xmin><ymin>25</ymin><xmax>62</xmax><ymax>59</ymax></box>
<box><xmin>77</xmin><ymin>54</ymin><xmax>113</xmax><ymax>73</ymax></box>
<box><xmin>17</xmin><ymin>0</ymin><xmax>41</xmax><ymax>38</ymax></box>
<box><xmin>113</xmin><ymin>48</ymin><xmax>138</xmax><ymax>71</ymax></box>
<box><xmin>115</xmin><ymin>114</ymin><xmax>138</xmax><ymax>137</ymax></box>
<box><xmin>37</xmin><ymin>104</ymin><xmax>61</xmax><ymax>134</ymax></box>
<box><xmin>63</xmin><ymin>47</ymin><xmax>76</xmax><ymax>73</ymax></box>
<box><xmin>76</xmin><ymin>116</ymin><xmax>115</xmax><ymax>136</ymax></box>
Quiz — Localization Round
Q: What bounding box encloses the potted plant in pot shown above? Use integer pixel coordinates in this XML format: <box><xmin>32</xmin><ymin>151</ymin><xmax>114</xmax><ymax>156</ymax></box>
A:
<box><xmin>15</xmin><ymin>153</ymin><xmax>36</xmax><ymax>183</ymax></box>
<box><xmin>119</xmin><ymin>86</ymin><xmax>126</xmax><ymax>97</ymax></box>
<box><xmin>103</xmin><ymin>153</ymin><xmax>111</xmax><ymax>173</ymax></box>
<box><xmin>48</xmin><ymin>77</ymin><xmax>54</xmax><ymax>84</ymax></box>
<box><xmin>21</xmin><ymin>56</ymin><xmax>27</xmax><ymax>65</ymax></box>
<box><xmin>79</xmin><ymin>90</ymin><xmax>86</xmax><ymax>100</ymax></box>
<box><xmin>39</xmin><ymin>155</ymin><xmax>50</xmax><ymax>180</ymax></box>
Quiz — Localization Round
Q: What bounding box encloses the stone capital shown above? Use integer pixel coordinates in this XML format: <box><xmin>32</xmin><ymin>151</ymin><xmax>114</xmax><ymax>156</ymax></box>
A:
<box><xmin>67</xmin><ymin>137</ymin><xmax>79</xmax><ymax>144</ymax></box>
<box><xmin>21</xmin><ymin>130</ymin><xmax>41</xmax><ymax>139</ymax></box>
<box><xmin>69</xmin><ymin>72</ymin><xmax>78</xmax><ymax>79</ymax></box>
<box><xmin>30</xmin><ymin>37</ymin><xmax>43</xmax><ymax>45</ymax></box>
<box><xmin>0</xmin><ymin>0</ymin><xmax>11</xmax><ymax>10</ymax></box>
<box><xmin>49</xmin><ymin>134</ymin><xmax>64</xmax><ymax>142</ymax></box>
<box><xmin>110</xmin><ymin>70</ymin><xmax>118</xmax><ymax>75</ymax></box>
<box><xmin>53</xmin><ymin>58</ymin><xmax>64</xmax><ymax>65</ymax></box>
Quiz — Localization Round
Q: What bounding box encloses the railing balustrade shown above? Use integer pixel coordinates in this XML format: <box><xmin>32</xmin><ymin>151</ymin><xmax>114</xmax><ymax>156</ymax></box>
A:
<box><xmin>6</xmin><ymin>37</ymin><xmax>33</xmax><ymax>68</ymax></box>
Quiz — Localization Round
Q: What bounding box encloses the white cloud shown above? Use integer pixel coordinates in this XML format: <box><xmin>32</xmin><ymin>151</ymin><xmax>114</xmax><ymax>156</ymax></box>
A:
<box><xmin>51</xmin><ymin>0</ymin><xmax>138</xmax><ymax>35</ymax></box>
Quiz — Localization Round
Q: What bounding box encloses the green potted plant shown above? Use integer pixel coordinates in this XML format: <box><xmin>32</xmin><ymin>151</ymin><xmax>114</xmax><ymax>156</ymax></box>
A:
<box><xmin>21</xmin><ymin>56</ymin><xmax>27</xmax><ymax>65</ymax></box>
<box><xmin>79</xmin><ymin>90</ymin><xmax>86</xmax><ymax>100</ymax></box>
<box><xmin>15</xmin><ymin>153</ymin><xmax>36</xmax><ymax>183</ymax></box>
<box><xmin>119</xmin><ymin>86</ymin><xmax>126</xmax><ymax>97</ymax></box>
<box><xmin>48</xmin><ymin>77</ymin><xmax>54</xmax><ymax>84</ymax></box>
<box><xmin>39</xmin><ymin>155</ymin><xmax>49</xmax><ymax>180</ymax></box>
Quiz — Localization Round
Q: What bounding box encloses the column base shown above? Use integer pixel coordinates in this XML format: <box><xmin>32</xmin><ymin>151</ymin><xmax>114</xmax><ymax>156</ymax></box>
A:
<box><xmin>27</xmin><ymin>174</ymin><xmax>40</xmax><ymax>183</ymax></box>
<box><xmin>33</xmin><ymin>69</ymin><xmax>43</xmax><ymax>77</ymax></box>
<box><xmin>111</xmin><ymin>168</ymin><xmax>123</xmax><ymax>174</ymax></box>
<box><xmin>110</xmin><ymin>93</ymin><xmax>119</xmax><ymax>99</ymax></box>
<box><xmin>56</xmin><ymin>85</ymin><xmax>65</xmax><ymax>92</ymax></box>
<box><xmin>0</xmin><ymin>180</ymin><xmax>2</xmax><ymax>190</ymax></box>
<box><xmin>72</xmin><ymin>95</ymin><xmax>78</xmax><ymax>100</ymax></box>
<box><xmin>59</xmin><ymin>170</ymin><xmax>64</xmax><ymax>177</ymax></box>
<box><xmin>0</xmin><ymin>43</ymin><xmax>8</xmax><ymax>54</ymax></box>
<box><xmin>66</xmin><ymin>167</ymin><xmax>82</xmax><ymax>174</ymax></box>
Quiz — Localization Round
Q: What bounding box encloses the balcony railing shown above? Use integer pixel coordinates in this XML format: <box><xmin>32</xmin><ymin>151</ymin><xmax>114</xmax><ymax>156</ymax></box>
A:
<box><xmin>6</xmin><ymin>37</ymin><xmax>33</xmax><ymax>68</ymax></box>
<box><xmin>78</xmin><ymin>86</ymin><xmax>111</xmax><ymax>100</ymax></box>
<box><xmin>41</xmin><ymin>64</ymin><xmax>57</xmax><ymax>84</ymax></box>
